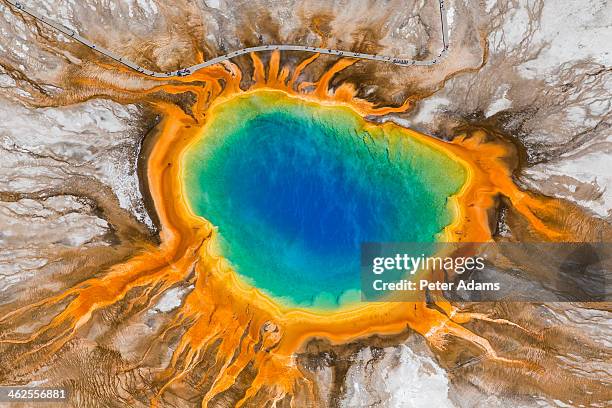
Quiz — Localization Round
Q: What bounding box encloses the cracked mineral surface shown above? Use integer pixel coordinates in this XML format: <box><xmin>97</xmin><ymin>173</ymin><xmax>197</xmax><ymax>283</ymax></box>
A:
<box><xmin>0</xmin><ymin>0</ymin><xmax>610</xmax><ymax>407</ymax></box>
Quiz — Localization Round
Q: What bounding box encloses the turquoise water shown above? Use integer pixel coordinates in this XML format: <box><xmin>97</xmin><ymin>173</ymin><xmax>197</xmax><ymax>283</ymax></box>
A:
<box><xmin>183</xmin><ymin>91</ymin><xmax>466</xmax><ymax>309</ymax></box>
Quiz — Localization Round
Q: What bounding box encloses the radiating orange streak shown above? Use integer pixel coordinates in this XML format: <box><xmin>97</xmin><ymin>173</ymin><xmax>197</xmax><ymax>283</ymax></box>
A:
<box><xmin>221</xmin><ymin>60</ymin><xmax>243</xmax><ymax>93</ymax></box>
<box><xmin>277</xmin><ymin>66</ymin><xmax>290</xmax><ymax>87</ymax></box>
<box><xmin>314</xmin><ymin>58</ymin><xmax>356</xmax><ymax>98</ymax></box>
<box><xmin>450</xmin><ymin>132</ymin><xmax>566</xmax><ymax>240</ymax></box>
<box><xmin>330</xmin><ymin>83</ymin><xmax>413</xmax><ymax>115</ymax></box>
<box><xmin>366</xmin><ymin>98</ymin><xmax>412</xmax><ymax>115</ymax></box>
<box><xmin>267</xmin><ymin>50</ymin><xmax>281</xmax><ymax>85</ymax></box>
<box><xmin>251</xmin><ymin>52</ymin><xmax>266</xmax><ymax>85</ymax></box>
<box><xmin>289</xmin><ymin>53</ymin><xmax>319</xmax><ymax>88</ymax></box>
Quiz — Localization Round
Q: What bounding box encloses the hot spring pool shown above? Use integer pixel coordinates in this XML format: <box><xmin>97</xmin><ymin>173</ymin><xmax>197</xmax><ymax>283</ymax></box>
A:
<box><xmin>182</xmin><ymin>90</ymin><xmax>466</xmax><ymax>309</ymax></box>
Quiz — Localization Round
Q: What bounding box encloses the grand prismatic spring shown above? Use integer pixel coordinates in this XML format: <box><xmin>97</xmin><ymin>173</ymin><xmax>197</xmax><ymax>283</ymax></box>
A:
<box><xmin>0</xmin><ymin>51</ymin><xmax>584</xmax><ymax>405</ymax></box>
<box><xmin>182</xmin><ymin>89</ymin><xmax>467</xmax><ymax>309</ymax></box>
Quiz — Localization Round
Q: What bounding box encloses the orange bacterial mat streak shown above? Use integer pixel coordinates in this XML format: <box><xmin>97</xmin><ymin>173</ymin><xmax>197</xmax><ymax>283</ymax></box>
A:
<box><xmin>2</xmin><ymin>50</ymin><xmax>559</xmax><ymax>405</ymax></box>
